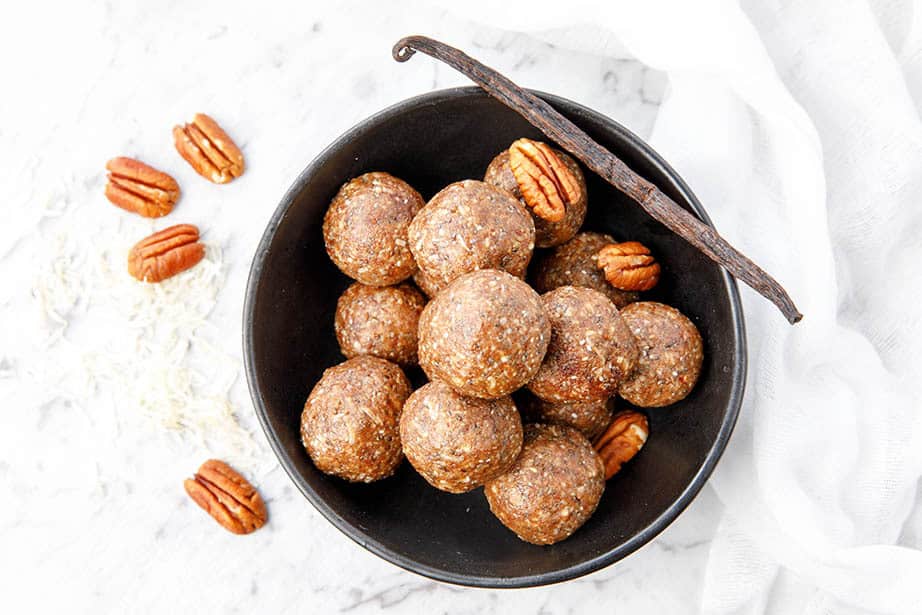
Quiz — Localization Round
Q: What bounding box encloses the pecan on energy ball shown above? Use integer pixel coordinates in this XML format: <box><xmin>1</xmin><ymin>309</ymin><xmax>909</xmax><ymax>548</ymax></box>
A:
<box><xmin>407</xmin><ymin>180</ymin><xmax>535</xmax><ymax>296</ymax></box>
<box><xmin>485</xmin><ymin>423</ymin><xmax>605</xmax><ymax>545</ymax></box>
<box><xmin>618</xmin><ymin>302</ymin><xmax>704</xmax><ymax>408</ymax></box>
<box><xmin>400</xmin><ymin>381</ymin><xmax>523</xmax><ymax>493</ymax></box>
<box><xmin>417</xmin><ymin>269</ymin><xmax>550</xmax><ymax>400</ymax></box>
<box><xmin>484</xmin><ymin>142</ymin><xmax>587</xmax><ymax>248</ymax></box>
<box><xmin>323</xmin><ymin>172</ymin><xmax>424</xmax><ymax>286</ymax></box>
<box><xmin>334</xmin><ymin>282</ymin><xmax>426</xmax><ymax>366</ymax></box>
<box><xmin>532</xmin><ymin>232</ymin><xmax>639</xmax><ymax>309</ymax></box>
<box><xmin>301</xmin><ymin>356</ymin><xmax>410</xmax><ymax>482</ymax></box>
<box><xmin>528</xmin><ymin>286</ymin><xmax>639</xmax><ymax>403</ymax></box>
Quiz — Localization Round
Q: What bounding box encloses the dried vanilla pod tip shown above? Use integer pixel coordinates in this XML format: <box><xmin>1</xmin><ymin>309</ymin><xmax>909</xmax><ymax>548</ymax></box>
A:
<box><xmin>301</xmin><ymin>356</ymin><xmax>410</xmax><ymax>482</ymax></box>
<box><xmin>417</xmin><ymin>269</ymin><xmax>550</xmax><ymax>400</ymax></box>
<box><xmin>597</xmin><ymin>241</ymin><xmax>660</xmax><ymax>291</ymax></box>
<box><xmin>334</xmin><ymin>282</ymin><xmax>426</xmax><ymax>366</ymax></box>
<box><xmin>173</xmin><ymin>113</ymin><xmax>244</xmax><ymax>183</ymax></box>
<box><xmin>516</xmin><ymin>389</ymin><xmax>614</xmax><ymax>441</ymax></box>
<box><xmin>323</xmin><ymin>172</ymin><xmax>424</xmax><ymax>286</ymax></box>
<box><xmin>528</xmin><ymin>286</ymin><xmax>639</xmax><ymax>403</ymax></box>
<box><xmin>485</xmin><ymin>423</ymin><xmax>605</xmax><ymax>545</ymax></box>
<box><xmin>400</xmin><ymin>382</ymin><xmax>523</xmax><ymax>493</ymax></box>
<box><xmin>618</xmin><ymin>302</ymin><xmax>703</xmax><ymax>408</ymax></box>
<box><xmin>183</xmin><ymin>459</ymin><xmax>267</xmax><ymax>535</ymax></box>
<box><xmin>484</xmin><ymin>140</ymin><xmax>587</xmax><ymax>248</ymax></box>
<box><xmin>532</xmin><ymin>232</ymin><xmax>639</xmax><ymax>309</ymax></box>
<box><xmin>593</xmin><ymin>410</ymin><xmax>649</xmax><ymax>480</ymax></box>
<box><xmin>407</xmin><ymin>180</ymin><xmax>535</xmax><ymax>295</ymax></box>
<box><xmin>105</xmin><ymin>157</ymin><xmax>180</xmax><ymax>218</ymax></box>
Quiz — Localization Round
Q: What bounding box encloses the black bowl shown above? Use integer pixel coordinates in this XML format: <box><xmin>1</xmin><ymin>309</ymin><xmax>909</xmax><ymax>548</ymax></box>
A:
<box><xmin>243</xmin><ymin>87</ymin><xmax>746</xmax><ymax>588</ymax></box>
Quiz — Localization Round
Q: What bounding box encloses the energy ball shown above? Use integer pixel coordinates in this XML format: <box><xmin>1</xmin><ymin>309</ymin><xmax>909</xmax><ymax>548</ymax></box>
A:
<box><xmin>323</xmin><ymin>172</ymin><xmax>424</xmax><ymax>286</ymax></box>
<box><xmin>485</xmin><ymin>423</ymin><xmax>605</xmax><ymax>545</ymax></box>
<box><xmin>301</xmin><ymin>356</ymin><xmax>410</xmax><ymax>482</ymax></box>
<box><xmin>418</xmin><ymin>269</ymin><xmax>550</xmax><ymax>399</ymax></box>
<box><xmin>517</xmin><ymin>390</ymin><xmax>614</xmax><ymax>440</ymax></box>
<box><xmin>400</xmin><ymin>381</ymin><xmax>523</xmax><ymax>493</ymax></box>
<box><xmin>528</xmin><ymin>286</ymin><xmax>639</xmax><ymax>403</ymax></box>
<box><xmin>532</xmin><ymin>232</ymin><xmax>639</xmax><ymax>309</ymax></box>
<box><xmin>334</xmin><ymin>282</ymin><xmax>426</xmax><ymax>366</ymax></box>
<box><xmin>408</xmin><ymin>180</ymin><xmax>535</xmax><ymax>296</ymax></box>
<box><xmin>412</xmin><ymin>267</ymin><xmax>440</xmax><ymax>298</ymax></box>
<box><xmin>484</xmin><ymin>147</ymin><xmax>587</xmax><ymax>248</ymax></box>
<box><xmin>618</xmin><ymin>302</ymin><xmax>703</xmax><ymax>407</ymax></box>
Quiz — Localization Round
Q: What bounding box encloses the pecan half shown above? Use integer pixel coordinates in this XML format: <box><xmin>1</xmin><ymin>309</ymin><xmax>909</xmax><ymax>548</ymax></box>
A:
<box><xmin>104</xmin><ymin>157</ymin><xmax>179</xmax><ymax>218</ymax></box>
<box><xmin>127</xmin><ymin>224</ymin><xmax>205</xmax><ymax>283</ymax></box>
<box><xmin>508</xmin><ymin>138</ymin><xmax>580</xmax><ymax>223</ymax></box>
<box><xmin>173</xmin><ymin>113</ymin><xmax>244</xmax><ymax>184</ymax></box>
<box><xmin>593</xmin><ymin>410</ymin><xmax>648</xmax><ymax>480</ymax></box>
<box><xmin>597</xmin><ymin>241</ymin><xmax>661</xmax><ymax>291</ymax></box>
<box><xmin>184</xmin><ymin>459</ymin><xmax>267</xmax><ymax>535</ymax></box>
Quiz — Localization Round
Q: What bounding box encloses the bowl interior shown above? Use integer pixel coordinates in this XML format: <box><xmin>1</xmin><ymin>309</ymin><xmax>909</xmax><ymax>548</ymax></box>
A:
<box><xmin>244</xmin><ymin>87</ymin><xmax>744</xmax><ymax>587</ymax></box>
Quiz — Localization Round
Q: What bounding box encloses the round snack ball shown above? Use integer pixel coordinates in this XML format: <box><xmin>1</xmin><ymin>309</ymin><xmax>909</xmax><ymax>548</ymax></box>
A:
<box><xmin>323</xmin><ymin>172</ymin><xmax>424</xmax><ymax>286</ymax></box>
<box><xmin>485</xmin><ymin>423</ymin><xmax>605</xmax><ymax>545</ymax></box>
<box><xmin>484</xmin><ymin>148</ymin><xmax>587</xmax><ymax>248</ymax></box>
<box><xmin>334</xmin><ymin>282</ymin><xmax>426</xmax><ymax>366</ymax></box>
<box><xmin>400</xmin><ymin>381</ymin><xmax>523</xmax><ymax>493</ymax></box>
<box><xmin>418</xmin><ymin>269</ymin><xmax>550</xmax><ymax>399</ymax></box>
<box><xmin>517</xmin><ymin>390</ymin><xmax>614</xmax><ymax>440</ymax></box>
<box><xmin>618</xmin><ymin>302</ymin><xmax>703</xmax><ymax>407</ymax></box>
<box><xmin>532</xmin><ymin>232</ymin><xmax>639</xmax><ymax>309</ymax></box>
<box><xmin>301</xmin><ymin>356</ymin><xmax>410</xmax><ymax>482</ymax></box>
<box><xmin>408</xmin><ymin>180</ymin><xmax>535</xmax><ymax>296</ymax></box>
<box><xmin>528</xmin><ymin>286</ymin><xmax>639</xmax><ymax>403</ymax></box>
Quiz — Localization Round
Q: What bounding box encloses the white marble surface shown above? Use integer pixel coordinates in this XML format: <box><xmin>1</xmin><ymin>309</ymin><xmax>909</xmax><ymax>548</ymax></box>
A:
<box><xmin>0</xmin><ymin>1</ymin><xmax>728</xmax><ymax>612</ymax></box>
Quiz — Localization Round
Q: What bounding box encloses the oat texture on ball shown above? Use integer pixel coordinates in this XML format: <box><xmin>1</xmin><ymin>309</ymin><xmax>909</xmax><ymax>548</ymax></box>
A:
<box><xmin>301</xmin><ymin>356</ymin><xmax>410</xmax><ymax>482</ymax></box>
<box><xmin>323</xmin><ymin>172</ymin><xmax>424</xmax><ymax>286</ymax></box>
<box><xmin>408</xmin><ymin>180</ymin><xmax>535</xmax><ymax>295</ymax></box>
<box><xmin>400</xmin><ymin>381</ymin><xmax>523</xmax><ymax>493</ymax></box>
<box><xmin>417</xmin><ymin>269</ymin><xmax>550</xmax><ymax>399</ymax></box>
<box><xmin>485</xmin><ymin>423</ymin><xmax>605</xmax><ymax>545</ymax></box>
<box><xmin>528</xmin><ymin>286</ymin><xmax>639</xmax><ymax>403</ymax></box>
<box><xmin>533</xmin><ymin>232</ymin><xmax>639</xmax><ymax>309</ymax></box>
<box><xmin>484</xmin><ymin>147</ymin><xmax>587</xmax><ymax>248</ymax></box>
<box><xmin>334</xmin><ymin>282</ymin><xmax>426</xmax><ymax>366</ymax></box>
<box><xmin>618</xmin><ymin>301</ymin><xmax>704</xmax><ymax>408</ymax></box>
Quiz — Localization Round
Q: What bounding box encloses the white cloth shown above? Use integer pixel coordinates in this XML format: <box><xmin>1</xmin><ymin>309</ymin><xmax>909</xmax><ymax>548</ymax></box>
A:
<box><xmin>442</xmin><ymin>0</ymin><xmax>922</xmax><ymax>612</ymax></box>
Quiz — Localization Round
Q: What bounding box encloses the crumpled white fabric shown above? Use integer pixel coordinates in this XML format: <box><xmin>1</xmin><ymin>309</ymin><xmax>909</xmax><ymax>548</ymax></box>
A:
<box><xmin>439</xmin><ymin>0</ymin><xmax>922</xmax><ymax>612</ymax></box>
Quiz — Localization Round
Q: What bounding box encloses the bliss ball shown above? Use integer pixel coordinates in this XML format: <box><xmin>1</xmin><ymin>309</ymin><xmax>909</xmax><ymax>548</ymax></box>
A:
<box><xmin>301</xmin><ymin>356</ymin><xmax>410</xmax><ymax>482</ymax></box>
<box><xmin>417</xmin><ymin>269</ymin><xmax>550</xmax><ymax>399</ymax></box>
<box><xmin>532</xmin><ymin>232</ymin><xmax>639</xmax><ymax>309</ymax></box>
<box><xmin>408</xmin><ymin>180</ymin><xmax>535</xmax><ymax>296</ymax></box>
<box><xmin>485</xmin><ymin>423</ymin><xmax>605</xmax><ymax>545</ymax></box>
<box><xmin>517</xmin><ymin>389</ymin><xmax>614</xmax><ymax>440</ymax></box>
<box><xmin>400</xmin><ymin>381</ymin><xmax>523</xmax><ymax>493</ymax></box>
<box><xmin>484</xmin><ymin>145</ymin><xmax>587</xmax><ymax>248</ymax></box>
<box><xmin>618</xmin><ymin>302</ymin><xmax>703</xmax><ymax>408</ymax></box>
<box><xmin>528</xmin><ymin>286</ymin><xmax>639</xmax><ymax>403</ymax></box>
<box><xmin>334</xmin><ymin>282</ymin><xmax>427</xmax><ymax>366</ymax></box>
<box><xmin>323</xmin><ymin>172</ymin><xmax>424</xmax><ymax>286</ymax></box>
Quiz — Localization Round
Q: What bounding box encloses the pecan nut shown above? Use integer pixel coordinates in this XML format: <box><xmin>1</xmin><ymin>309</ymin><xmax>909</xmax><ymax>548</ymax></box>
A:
<box><xmin>127</xmin><ymin>224</ymin><xmax>205</xmax><ymax>283</ymax></box>
<box><xmin>184</xmin><ymin>459</ymin><xmax>267</xmax><ymax>535</ymax></box>
<box><xmin>596</xmin><ymin>241</ymin><xmax>661</xmax><ymax>291</ymax></box>
<box><xmin>508</xmin><ymin>138</ymin><xmax>580</xmax><ymax>223</ymax></box>
<box><xmin>104</xmin><ymin>157</ymin><xmax>179</xmax><ymax>218</ymax></box>
<box><xmin>593</xmin><ymin>409</ymin><xmax>648</xmax><ymax>479</ymax></box>
<box><xmin>173</xmin><ymin>113</ymin><xmax>244</xmax><ymax>184</ymax></box>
